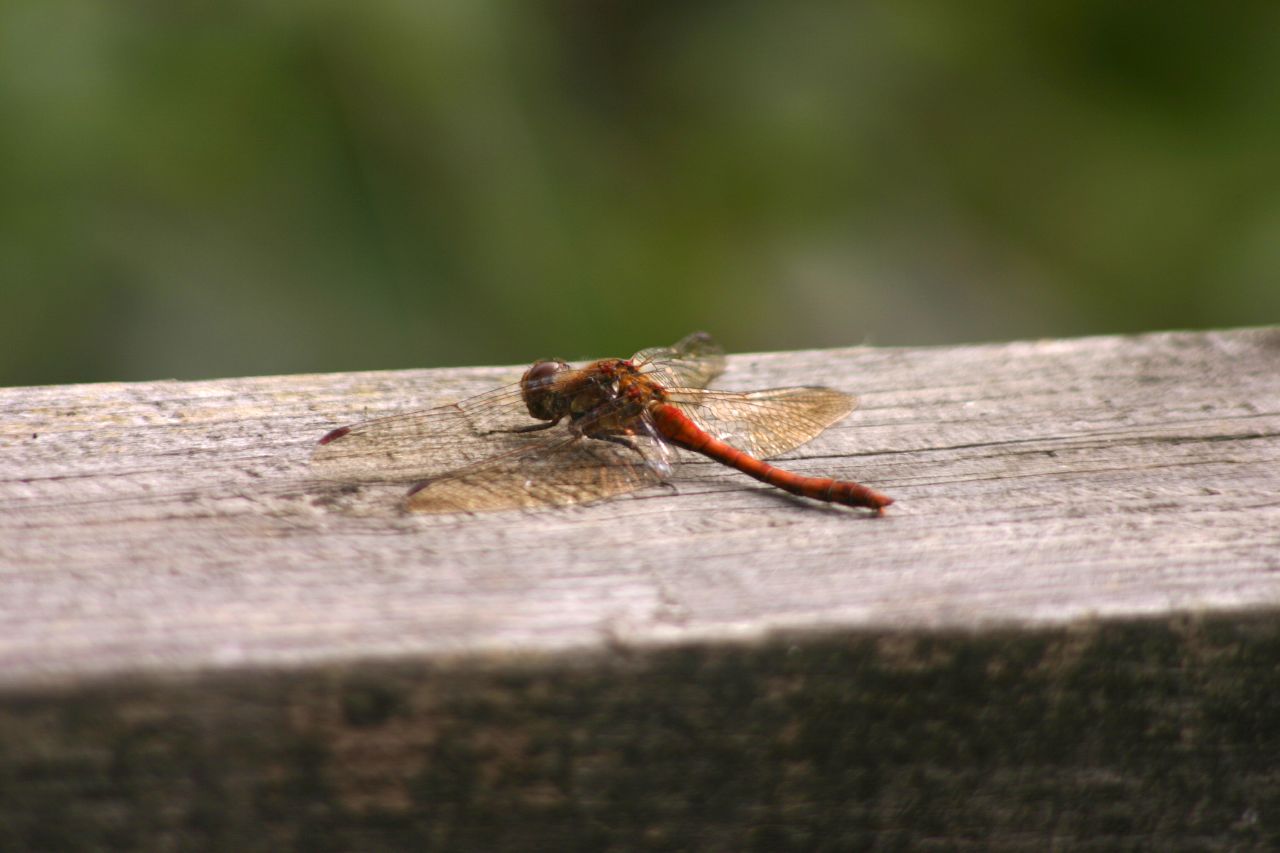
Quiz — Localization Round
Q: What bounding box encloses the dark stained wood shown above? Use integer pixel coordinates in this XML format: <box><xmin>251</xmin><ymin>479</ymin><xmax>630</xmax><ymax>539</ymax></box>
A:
<box><xmin>2</xmin><ymin>327</ymin><xmax>1279</xmax><ymax>848</ymax></box>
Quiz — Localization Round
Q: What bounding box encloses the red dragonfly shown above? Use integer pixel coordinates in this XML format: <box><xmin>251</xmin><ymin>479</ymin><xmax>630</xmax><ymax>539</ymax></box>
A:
<box><xmin>312</xmin><ymin>333</ymin><xmax>892</xmax><ymax>513</ymax></box>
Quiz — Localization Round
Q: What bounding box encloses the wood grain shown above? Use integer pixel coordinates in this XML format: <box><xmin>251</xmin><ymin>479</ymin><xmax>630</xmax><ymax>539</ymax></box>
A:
<box><xmin>2</xmin><ymin>327</ymin><xmax>1279</xmax><ymax>847</ymax></box>
<box><xmin>4</xmin><ymin>327</ymin><xmax>1278</xmax><ymax>686</ymax></box>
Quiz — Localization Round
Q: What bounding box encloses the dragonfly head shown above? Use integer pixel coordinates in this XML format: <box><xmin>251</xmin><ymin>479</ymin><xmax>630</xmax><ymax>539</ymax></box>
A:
<box><xmin>521</xmin><ymin>358</ymin><xmax>571</xmax><ymax>421</ymax></box>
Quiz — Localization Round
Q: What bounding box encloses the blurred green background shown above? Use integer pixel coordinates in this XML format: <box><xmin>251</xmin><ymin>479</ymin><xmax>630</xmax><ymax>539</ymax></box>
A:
<box><xmin>3</xmin><ymin>1</ymin><xmax>1279</xmax><ymax>387</ymax></box>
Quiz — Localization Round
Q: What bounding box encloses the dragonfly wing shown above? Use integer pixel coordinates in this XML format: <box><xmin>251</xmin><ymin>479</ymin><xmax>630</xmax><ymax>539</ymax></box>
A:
<box><xmin>407</xmin><ymin>433</ymin><xmax>663</xmax><ymax>512</ymax></box>
<box><xmin>313</xmin><ymin>373</ymin><xmax>672</xmax><ymax>513</ymax></box>
<box><xmin>311</xmin><ymin>383</ymin><xmax>532</xmax><ymax>484</ymax></box>
<box><xmin>666</xmin><ymin>386</ymin><xmax>856</xmax><ymax>459</ymax></box>
<box><xmin>633</xmin><ymin>331</ymin><xmax>726</xmax><ymax>391</ymax></box>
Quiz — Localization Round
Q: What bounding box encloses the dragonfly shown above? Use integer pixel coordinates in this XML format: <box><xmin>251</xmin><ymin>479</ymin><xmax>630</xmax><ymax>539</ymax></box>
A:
<box><xmin>312</xmin><ymin>332</ymin><xmax>892</xmax><ymax>513</ymax></box>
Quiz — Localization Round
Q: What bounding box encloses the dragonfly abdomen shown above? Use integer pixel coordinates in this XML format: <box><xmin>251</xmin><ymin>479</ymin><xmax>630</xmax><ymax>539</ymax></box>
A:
<box><xmin>649</xmin><ymin>404</ymin><xmax>891</xmax><ymax>512</ymax></box>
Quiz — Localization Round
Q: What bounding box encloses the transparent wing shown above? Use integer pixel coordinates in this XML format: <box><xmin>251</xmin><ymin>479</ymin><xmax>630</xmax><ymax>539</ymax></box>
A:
<box><xmin>633</xmin><ymin>331</ymin><xmax>726</xmax><ymax>391</ymax></box>
<box><xmin>665</xmin><ymin>386</ymin><xmax>856</xmax><ymax>459</ymax></box>
<box><xmin>311</xmin><ymin>332</ymin><xmax>746</xmax><ymax>512</ymax></box>
<box><xmin>313</xmin><ymin>333</ymin><xmax>722</xmax><ymax>485</ymax></box>
<box><xmin>310</xmin><ymin>382</ymin><xmax>536</xmax><ymax>485</ymax></box>
<box><xmin>312</xmin><ymin>381</ymin><xmax>673</xmax><ymax>512</ymax></box>
<box><xmin>406</xmin><ymin>431</ymin><xmax>665</xmax><ymax>512</ymax></box>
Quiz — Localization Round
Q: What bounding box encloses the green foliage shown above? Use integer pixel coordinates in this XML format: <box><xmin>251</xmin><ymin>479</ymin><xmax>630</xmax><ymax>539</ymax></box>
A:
<box><xmin>3</xmin><ymin>1</ymin><xmax>1278</xmax><ymax>384</ymax></box>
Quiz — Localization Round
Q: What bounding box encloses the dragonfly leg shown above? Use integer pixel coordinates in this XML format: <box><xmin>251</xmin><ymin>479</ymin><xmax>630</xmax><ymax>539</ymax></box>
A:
<box><xmin>586</xmin><ymin>433</ymin><xmax>641</xmax><ymax>453</ymax></box>
<box><xmin>585</xmin><ymin>431</ymin><xmax>675</xmax><ymax>480</ymax></box>
<box><xmin>482</xmin><ymin>417</ymin><xmax>562</xmax><ymax>436</ymax></box>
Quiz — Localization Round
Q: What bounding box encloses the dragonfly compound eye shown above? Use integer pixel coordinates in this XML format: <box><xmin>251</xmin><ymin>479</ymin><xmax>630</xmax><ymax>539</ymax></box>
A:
<box><xmin>521</xmin><ymin>359</ymin><xmax>571</xmax><ymax>421</ymax></box>
<box><xmin>523</xmin><ymin>359</ymin><xmax>568</xmax><ymax>387</ymax></box>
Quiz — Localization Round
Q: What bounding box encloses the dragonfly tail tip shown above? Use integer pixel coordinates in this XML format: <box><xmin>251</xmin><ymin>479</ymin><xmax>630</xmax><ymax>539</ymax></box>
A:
<box><xmin>319</xmin><ymin>426</ymin><xmax>351</xmax><ymax>445</ymax></box>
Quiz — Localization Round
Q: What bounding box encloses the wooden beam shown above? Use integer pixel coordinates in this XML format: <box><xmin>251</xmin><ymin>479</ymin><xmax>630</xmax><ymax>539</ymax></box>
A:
<box><xmin>2</xmin><ymin>327</ymin><xmax>1279</xmax><ymax>847</ymax></box>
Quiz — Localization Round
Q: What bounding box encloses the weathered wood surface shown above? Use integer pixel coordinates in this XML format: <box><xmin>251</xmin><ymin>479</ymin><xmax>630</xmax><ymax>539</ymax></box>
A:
<box><xmin>4</xmin><ymin>327</ymin><xmax>1278</xmax><ymax>685</ymax></box>
<box><xmin>3</xmin><ymin>327</ymin><xmax>1280</xmax><ymax>848</ymax></box>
